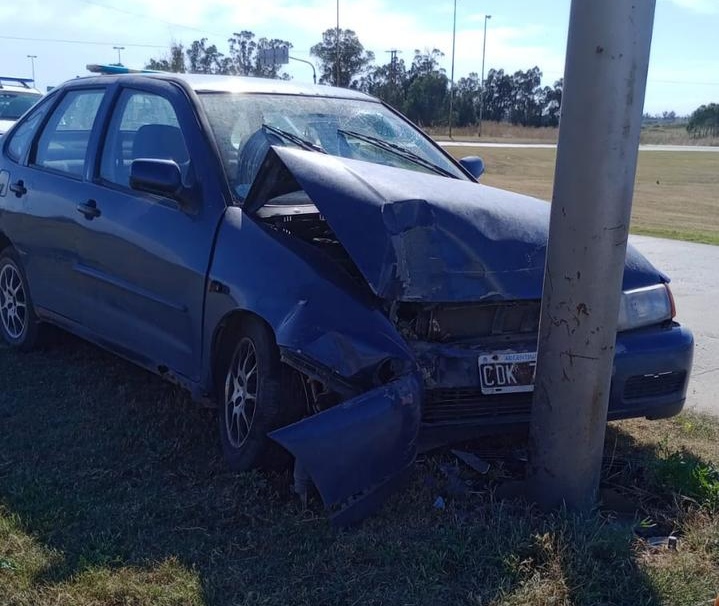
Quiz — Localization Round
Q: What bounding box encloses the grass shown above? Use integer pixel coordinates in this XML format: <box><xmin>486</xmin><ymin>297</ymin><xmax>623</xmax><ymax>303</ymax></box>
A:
<box><xmin>1</xmin><ymin>333</ymin><xmax>719</xmax><ymax>605</ymax></box>
<box><xmin>428</xmin><ymin>121</ymin><xmax>719</xmax><ymax>146</ymax></box>
<box><xmin>443</xmin><ymin>146</ymin><xmax>719</xmax><ymax>246</ymax></box>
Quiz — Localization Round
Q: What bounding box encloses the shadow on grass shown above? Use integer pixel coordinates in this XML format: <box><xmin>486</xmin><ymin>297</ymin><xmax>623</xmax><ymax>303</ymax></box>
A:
<box><xmin>1</xmin><ymin>333</ymin><xmax>705</xmax><ymax>605</ymax></box>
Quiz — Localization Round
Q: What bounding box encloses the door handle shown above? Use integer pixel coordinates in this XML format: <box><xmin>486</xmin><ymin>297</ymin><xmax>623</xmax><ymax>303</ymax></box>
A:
<box><xmin>8</xmin><ymin>180</ymin><xmax>27</xmax><ymax>197</ymax></box>
<box><xmin>76</xmin><ymin>199</ymin><xmax>101</xmax><ymax>220</ymax></box>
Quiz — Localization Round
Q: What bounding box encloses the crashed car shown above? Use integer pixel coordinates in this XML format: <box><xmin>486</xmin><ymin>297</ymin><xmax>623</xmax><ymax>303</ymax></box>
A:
<box><xmin>0</xmin><ymin>70</ymin><xmax>693</xmax><ymax>524</ymax></box>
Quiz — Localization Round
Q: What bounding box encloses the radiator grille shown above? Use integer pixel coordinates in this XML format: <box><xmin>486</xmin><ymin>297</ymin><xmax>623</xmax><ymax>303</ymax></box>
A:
<box><xmin>423</xmin><ymin>388</ymin><xmax>532</xmax><ymax>424</ymax></box>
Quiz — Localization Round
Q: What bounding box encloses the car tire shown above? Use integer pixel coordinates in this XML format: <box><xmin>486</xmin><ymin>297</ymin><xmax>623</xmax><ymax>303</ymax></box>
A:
<box><xmin>0</xmin><ymin>248</ymin><xmax>42</xmax><ymax>350</ymax></box>
<box><xmin>217</xmin><ymin>318</ymin><xmax>302</xmax><ymax>472</ymax></box>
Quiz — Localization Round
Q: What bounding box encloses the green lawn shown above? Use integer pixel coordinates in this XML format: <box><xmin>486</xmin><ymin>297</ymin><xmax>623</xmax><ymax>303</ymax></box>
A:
<box><xmin>444</xmin><ymin>146</ymin><xmax>719</xmax><ymax>246</ymax></box>
<box><xmin>1</xmin><ymin>333</ymin><xmax>718</xmax><ymax>605</ymax></box>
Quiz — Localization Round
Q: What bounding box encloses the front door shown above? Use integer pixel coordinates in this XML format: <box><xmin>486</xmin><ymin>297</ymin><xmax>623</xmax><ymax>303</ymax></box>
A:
<box><xmin>78</xmin><ymin>84</ymin><xmax>223</xmax><ymax>381</ymax></box>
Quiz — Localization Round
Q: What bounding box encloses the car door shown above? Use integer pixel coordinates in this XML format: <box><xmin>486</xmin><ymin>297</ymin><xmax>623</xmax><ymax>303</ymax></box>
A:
<box><xmin>1</xmin><ymin>87</ymin><xmax>106</xmax><ymax>325</ymax></box>
<box><xmin>78</xmin><ymin>82</ymin><xmax>225</xmax><ymax>381</ymax></box>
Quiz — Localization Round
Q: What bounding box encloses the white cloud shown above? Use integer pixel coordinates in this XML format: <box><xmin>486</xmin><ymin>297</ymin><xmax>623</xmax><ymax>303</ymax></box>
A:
<box><xmin>667</xmin><ymin>0</ymin><xmax>719</xmax><ymax>13</ymax></box>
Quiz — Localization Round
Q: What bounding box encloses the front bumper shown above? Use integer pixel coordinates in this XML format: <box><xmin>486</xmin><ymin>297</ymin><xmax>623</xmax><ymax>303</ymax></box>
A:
<box><xmin>417</xmin><ymin>322</ymin><xmax>694</xmax><ymax>451</ymax></box>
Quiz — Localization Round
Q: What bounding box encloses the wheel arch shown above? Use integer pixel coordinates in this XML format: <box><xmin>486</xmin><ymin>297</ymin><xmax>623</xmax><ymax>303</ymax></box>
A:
<box><xmin>0</xmin><ymin>231</ymin><xmax>13</xmax><ymax>253</ymax></box>
<box><xmin>209</xmin><ymin>308</ymin><xmax>277</xmax><ymax>399</ymax></box>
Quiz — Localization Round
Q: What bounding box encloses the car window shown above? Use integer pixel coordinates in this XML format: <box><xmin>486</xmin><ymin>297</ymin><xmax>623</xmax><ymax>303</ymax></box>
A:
<box><xmin>100</xmin><ymin>90</ymin><xmax>188</xmax><ymax>188</ymax></box>
<box><xmin>0</xmin><ymin>91</ymin><xmax>42</xmax><ymax>120</ymax></box>
<box><xmin>198</xmin><ymin>92</ymin><xmax>467</xmax><ymax>200</ymax></box>
<box><xmin>32</xmin><ymin>89</ymin><xmax>104</xmax><ymax>177</ymax></box>
<box><xmin>5</xmin><ymin>101</ymin><xmax>51</xmax><ymax>164</ymax></box>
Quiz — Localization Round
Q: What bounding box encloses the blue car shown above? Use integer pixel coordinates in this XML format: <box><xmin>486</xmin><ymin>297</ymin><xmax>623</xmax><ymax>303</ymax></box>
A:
<box><xmin>0</xmin><ymin>71</ymin><xmax>693</xmax><ymax>523</ymax></box>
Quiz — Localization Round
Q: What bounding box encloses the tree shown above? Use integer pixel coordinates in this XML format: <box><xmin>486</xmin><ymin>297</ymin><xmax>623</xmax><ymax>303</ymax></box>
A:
<box><xmin>359</xmin><ymin>56</ymin><xmax>408</xmax><ymax>110</ymax></box>
<box><xmin>145</xmin><ymin>32</ymin><xmax>292</xmax><ymax>78</ymax></box>
<box><xmin>226</xmin><ymin>31</ymin><xmax>292</xmax><ymax>79</ymax></box>
<box><xmin>454</xmin><ymin>73</ymin><xmax>481</xmax><ymax>127</ymax></box>
<box><xmin>687</xmin><ymin>103</ymin><xmax>719</xmax><ymax>138</ymax></box>
<box><xmin>310</xmin><ymin>28</ymin><xmax>374</xmax><ymax>88</ymax></box>
<box><xmin>186</xmin><ymin>38</ymin><xmax>226</xmax><ymax>74</ymax></box>
<box><xmin>542</xmin><ymin>78</ymin><xmax>563</xmax><ymax>127</ymax></box>
<box><xmin>482</xmin><ymin>68</ymin><xmax>513</xmax><ymax>122</ymax></box>
<box><xmin>146</xmin><ymin>43</ymin><xmax>187</xmax><ymax>73</ymax></box>
<box><xmin>508</xmin><ymin>67</ymin><xmax>542</xmax><ymax>126</ymax></box>
<box><xmin>403</xmin><ymin>49</ymin><xmax>449</xmax><ymax>126</ymax></box>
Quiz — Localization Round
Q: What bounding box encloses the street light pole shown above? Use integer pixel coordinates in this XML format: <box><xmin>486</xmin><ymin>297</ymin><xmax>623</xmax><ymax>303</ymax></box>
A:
<box><xmin>289</xmin><ymin>56</ymin><xmax>317</xmax><ymax>84</ymax></box>
<box><xmin>113</xmin><ymin>46</ymin><xmax>124</xmax><ymax>66</ymax></box>
<box><xmin>448</xmin><ymin>0</ymin><xmax>458</xmax><ymax>139</ymax></box>
<box><xmin>335</xmin><ymin>0</ymin><xmax>340</xmax><ymax>86</ymax></box>
<box><xmin>478</xmin><ymin>14</ymin><xmax>491</xmax><ymax>137</ymax></box>
<box><xmin>26</xmin><ymin>55</ymin><xmax>37</xmax><ymax>85</ymax></box>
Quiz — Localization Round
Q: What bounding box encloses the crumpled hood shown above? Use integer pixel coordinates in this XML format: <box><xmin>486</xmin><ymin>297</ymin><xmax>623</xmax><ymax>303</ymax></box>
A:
<box><xmin>245</xmin><ymin>147</ymin><xmax>664</xmax><ymax>302</ymax></box>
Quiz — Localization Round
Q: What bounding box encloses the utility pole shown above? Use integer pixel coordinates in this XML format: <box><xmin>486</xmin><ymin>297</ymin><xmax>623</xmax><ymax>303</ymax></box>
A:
<box><xmin>335</xmin><ymin>0</ymin><xmax>340</xmax><ymax>86</ymax></box>
<box><xmin>385</xmin><ymin>49</ymin><xmax>400</xmax><ymax>85</ymax></box>
<box><xmin>26</xmin><ymin>55</ymin><xmax>37</xmax><ymax>85</ymax></box>
<box><xmin>477</xmin><ymin>14</ymin><xmax>491</xmax><ymax>137</ymax></box>
<box><xmin>528</xmin><ymin>0</ymin><xmax>656</xmax><ymax>511</ymax></box>
<box><xmin>448</xmin><ymin>0</ymin><xmax>458</xmax><ymax>139</ymax></box>
<box><xmin>113</xmin><ymin>46</ymin><xmax>124</xmax><ymax>66</ymax></box>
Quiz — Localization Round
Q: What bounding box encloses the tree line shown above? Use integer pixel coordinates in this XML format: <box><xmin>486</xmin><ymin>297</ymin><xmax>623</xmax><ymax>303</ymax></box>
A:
<box><xmin>145</xmin><ymin>28</ymin><xmax>711</xmax><ymax>135</ymax></box>
<box><xmin>145</xmin><ymin>29</ymin><xmax>563</xmax><ymax>129</ymax></box>
<box><xmin>687</xmin><ymin>104</ymin><xmax>719</xmax><ymax>138</ymax></box>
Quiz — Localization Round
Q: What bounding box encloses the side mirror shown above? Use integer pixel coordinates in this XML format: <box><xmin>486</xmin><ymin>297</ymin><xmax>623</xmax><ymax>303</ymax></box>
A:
<box><xmin>459</xmin><ymin>156</ymin><xmax>485</xmax><ymax>179</ymax></box>
<box><xmin>130</xmin><ymin>158</ymin><xmax>182</xmax><ymax>197</ymax></box>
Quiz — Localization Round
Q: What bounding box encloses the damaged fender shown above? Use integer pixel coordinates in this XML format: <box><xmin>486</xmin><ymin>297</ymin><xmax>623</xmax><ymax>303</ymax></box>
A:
<box><xmin>270</xmin><ymin>372</ymin><xmax>422</xmax><ymax>525</ymax></box>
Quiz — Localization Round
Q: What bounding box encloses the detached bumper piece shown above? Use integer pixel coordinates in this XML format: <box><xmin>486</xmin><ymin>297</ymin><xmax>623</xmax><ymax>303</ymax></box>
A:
<box><xmin>270</xmin><ymin>373</ymin><xmax>422</xmax><ymax>526</ymax></box>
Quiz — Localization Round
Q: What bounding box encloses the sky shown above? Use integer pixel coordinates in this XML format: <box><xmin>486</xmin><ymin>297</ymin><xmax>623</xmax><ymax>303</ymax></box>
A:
<box><xmin>1</xmin><ymin>0</ymin><xmax>717</xmax><ymax>115</ymax></box>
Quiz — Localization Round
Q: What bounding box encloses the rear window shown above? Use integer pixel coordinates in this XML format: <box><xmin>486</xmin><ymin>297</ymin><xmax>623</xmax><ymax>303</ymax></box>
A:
<box><xmin>0</xmin><ymin>91</ymin><xmax>42</xmax><ymax>120</ymax></box>
<box><xmin>4</xmin><ymin>100</ymin><xmax>51</xmax><ymax>163</ymax></box>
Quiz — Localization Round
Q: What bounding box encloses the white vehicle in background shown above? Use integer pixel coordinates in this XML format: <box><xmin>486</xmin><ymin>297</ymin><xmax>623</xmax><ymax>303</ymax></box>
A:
<box><xmin>0</xmin><ymin>77</ymin><xmax>42</xmax><ymax>137</ymax></box>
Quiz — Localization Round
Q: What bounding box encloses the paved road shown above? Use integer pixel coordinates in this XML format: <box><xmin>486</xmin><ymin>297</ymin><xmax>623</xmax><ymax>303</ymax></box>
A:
<box><xmin>630</xmin><ymin>235</ymin><xmax>718</xmax><ymax>416</ymax></box>
<box><xmin>437</xmin><ymin>141</ymin><xmax>719</xmax><ymax>152</ymax></box>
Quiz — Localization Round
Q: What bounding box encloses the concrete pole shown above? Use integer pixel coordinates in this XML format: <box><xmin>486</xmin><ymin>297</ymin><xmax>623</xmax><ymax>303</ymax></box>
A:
<box><xmin>448</xmin><ymin>0</ymin><xmax>457</xmax><ymax>139</ymax></box>
<box><xmin>527</xmin><ymin>0</ymin><xmax>656</xmax><ymax>511</ymax></box>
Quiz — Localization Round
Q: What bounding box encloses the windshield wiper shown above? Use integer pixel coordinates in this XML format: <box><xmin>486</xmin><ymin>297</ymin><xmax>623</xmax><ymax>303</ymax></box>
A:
<box><xmin>337</xmin><ymin>129</ymin><xmax>458</xmax><ymax>179</ymax></box>
<box><xmin>262</xmin><ymin>124</ymin><xmax>327</xmax><ymax>154</ymax></box>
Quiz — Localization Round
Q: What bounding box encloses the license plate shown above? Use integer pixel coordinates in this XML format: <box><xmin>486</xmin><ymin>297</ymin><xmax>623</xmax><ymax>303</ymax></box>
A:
<box><xmin>478</xmin><ymin>352</ymin><xmax>537</xmax><ymax>394</ymax></box>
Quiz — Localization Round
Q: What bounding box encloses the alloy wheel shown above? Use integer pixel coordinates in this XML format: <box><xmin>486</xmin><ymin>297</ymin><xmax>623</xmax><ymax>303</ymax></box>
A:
<box><xmin>0</xmin><ymin>263</ymin><xmax>27</xmax><ymax>340</ymax></box>
<box><xmin>224</xmin><ymin>337</ymin><xmax>259</xmax><ymax>448</ymax></box>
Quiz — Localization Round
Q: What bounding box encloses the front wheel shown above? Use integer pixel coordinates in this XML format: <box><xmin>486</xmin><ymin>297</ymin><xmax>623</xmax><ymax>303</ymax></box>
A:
<box><xmin>0</xmin><ymin>248</ymin><xmax>42</xmax><ymax>350</ymax></box>
<box><xmin>217</xmin><ymin>318</ymin><xmax>301</xmax><ymax>471</ymax></box>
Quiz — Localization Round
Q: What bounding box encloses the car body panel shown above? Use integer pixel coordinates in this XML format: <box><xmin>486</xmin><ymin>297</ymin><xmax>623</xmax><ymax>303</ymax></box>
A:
<box><xmin>203</xmin><ymin>207</ymin><xmax>414</xmax><ymax>386</ymax></box>
<box><xmin>72</xmin><ymin>78</ymin><xmax>227</xmax><ymax>381</ymax></box>
<box><xmin>270</xmin><ymin>373</ymin><xmax>422</xmax><ymax>525</ymax></box>
<box><xmin>3</xmin><ymin>163</ymin><xmax>91</xmax><ymax>325</ymax></box>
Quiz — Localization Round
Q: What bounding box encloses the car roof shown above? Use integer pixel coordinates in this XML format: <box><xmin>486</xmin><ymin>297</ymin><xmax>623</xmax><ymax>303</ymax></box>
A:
<box><xmin>67</xmin><ymin>71</ymin><xmax>378</xmax><ymax>103</ymax></box>
<box><xmin>0</xmin><ymin>77</ymin><xmax>41</xmax><ymax>95</ymax></box>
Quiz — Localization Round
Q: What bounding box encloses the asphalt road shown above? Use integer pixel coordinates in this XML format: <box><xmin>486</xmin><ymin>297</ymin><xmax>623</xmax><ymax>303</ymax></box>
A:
<box><xmin>630</xmin><ymin>235</ymin><xmax>718</xmax><ymax>416</ymax></box>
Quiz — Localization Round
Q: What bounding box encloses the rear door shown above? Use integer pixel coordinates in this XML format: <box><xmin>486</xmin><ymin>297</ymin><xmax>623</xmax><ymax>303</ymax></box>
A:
<box><xmin>1</xmin><ymin>88</ymin><xmax>106</xmax><ymax>324</ymax></box>
<box><xmin>78</xmin><ymin>81</ymin><xmax>226</xmax><ymax>381</ymax></box>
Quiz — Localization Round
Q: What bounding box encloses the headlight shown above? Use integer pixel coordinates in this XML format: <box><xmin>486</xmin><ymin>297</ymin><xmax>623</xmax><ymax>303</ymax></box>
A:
<box><xmin>617</xmin><ymin>284</ymin><xmax>674</xmax><ymax>331</ymax></box>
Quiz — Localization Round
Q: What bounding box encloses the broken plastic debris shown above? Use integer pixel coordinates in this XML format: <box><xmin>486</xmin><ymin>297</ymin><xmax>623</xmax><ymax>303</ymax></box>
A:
<box><xmin>451</xmin><ymin>449</ymin><xmax>491</xmax><ymax>474</ymax></box>
<box><xmin>293</xmin><ymin>458</ymin><xmax>310</xmax><ymax>509</ymax></box>
<box><xmin>645</xmin><ymin>535</ymin><xmax>679</xmax><ymax>550</ymax></box>
<box><xmin>433</xmin><ymin>496</ymin><xmax>446</xmax><ymax>510</ymax></box>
